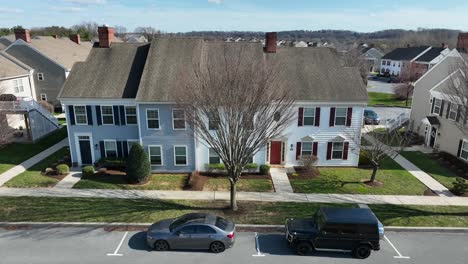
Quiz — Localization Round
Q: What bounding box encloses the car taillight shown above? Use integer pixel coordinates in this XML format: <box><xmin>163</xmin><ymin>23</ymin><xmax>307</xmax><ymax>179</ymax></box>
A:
<box><xmin>227</xmin><ymin>232</ymin><xmax>235</xmax><ymax>239</ymax></box>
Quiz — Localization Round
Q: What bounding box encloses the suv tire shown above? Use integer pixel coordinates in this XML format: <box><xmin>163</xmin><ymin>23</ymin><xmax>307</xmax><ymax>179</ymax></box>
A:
<box><xmin>295</xmin><ymin>241</ymin><xmax>312</xmax><ymax>256</ymax></box>
<box><xmin>353</xmin><ymin>244</ymin><xmax>371</xmax><ymax>259</ymax></box>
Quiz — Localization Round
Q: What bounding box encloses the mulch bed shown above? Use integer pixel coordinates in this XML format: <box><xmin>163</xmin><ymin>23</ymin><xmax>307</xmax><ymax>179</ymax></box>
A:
<box><xmin>287</xmin><ymin>166</ymin><xmax>320</xmax><ymax>179</ymax></box>
<box><xmin>185</xmin><ymin>171</ymin><xmax>271</xmax><ymax>191</ymax></box>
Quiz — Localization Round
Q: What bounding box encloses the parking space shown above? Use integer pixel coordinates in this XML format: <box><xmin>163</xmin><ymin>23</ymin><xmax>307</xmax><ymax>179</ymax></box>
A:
<box><xmin>366</xmin><ymin>106</ymin><xmax>410</xmax><ymax>126</ymax></box>
<box><xmin>1</xmin><ymin>227</ymin><xmax>466</xmax><ymax>264</ymax></box>
<box><xmin>367</xmin><ymin>80</ymin><xmax>398</xmax><ymax>94</ymax></box>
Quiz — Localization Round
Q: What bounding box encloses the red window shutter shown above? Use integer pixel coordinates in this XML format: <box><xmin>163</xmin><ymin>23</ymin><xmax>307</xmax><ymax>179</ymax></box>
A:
<box><xmin>329</xmin><ymin>107</ymin><xmax>336</xmax><ymax>127</ymax></box>
<box><xmin>346</xmin><ymin>107</ymin><xmax>352</xmax><ymax>127</ymax></box>
<box><xmin>296</xmin><ymin>142</ymin><xmax>302</xmax><ymax>160</ymax></box>
<box><xmin>343</xmin><ymin>142</ymin><xmax>349</xmax><ymax>160</ymax></box>
<box><xmin>313</xmin><ymin>142</ymin><xmax>318</xmax><ymax>156</ymax></box>
<box><xmin>298</xmin><ymin>107</ymin><xmax>304</xmax><ymax>126</ymax></box>
<box><xmin>315</xmin><ymin>107</ymin><xmax>321</xmax><ymax>126</ymax></box>
<box><xmin>326</xmin><ymin>142</ymin><xmax>332</xmax><ymax>160</ymax></box>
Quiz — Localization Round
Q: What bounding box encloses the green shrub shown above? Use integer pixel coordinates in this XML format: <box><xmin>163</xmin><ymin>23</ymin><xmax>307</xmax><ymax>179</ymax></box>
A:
<box><xmin>291</xmin><ymin>172</ymin><xmax>299</xmax><ymax>177</ymax></box>
<box><xmin>451</xmin><ymin>177</ymin><xmax>468</xmax><ymax>196</ymax></box>
<box><xmin>359</xmin><ymin>152</ymin><xmax>372</xmax><ymax>166</ymax></box>
<box><xmin>98</xmin><ymin>158</ymin><xmax>126</xmax><ymax>170</ymax></box>
<box><xmin>82</xmin><ymin>166</ymin><xmax>95</xmax><ymax>178</ymax></box>
<box><xmin>206</xmin><ymin>163</ymin><xmax>225</xmax><ymax>170</ymax></box>
<box><xmin>56</xmin><ymin>164</ymin><xmax>69</xmax><ymax>175</ymax></box>
<box><xmin>259</xmin><ymin>164</ymin><xmax>270</xmax><ymax>175</ymax></box>
<box><xmin>125</xmin><ymin>143</ymin><xmax>150</xmax><ymax>184</ymax></box>
<box><xmin>244</xmin><ymin>163</ymin><xmax>258</xmax><ymax>170</ymax></box>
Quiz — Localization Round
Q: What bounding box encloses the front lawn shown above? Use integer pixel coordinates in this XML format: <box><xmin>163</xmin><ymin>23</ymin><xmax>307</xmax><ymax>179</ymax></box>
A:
<box><xmin>368</xmin><ymin>92</ymin><xmax>411</xmax><ymax>107</ymax></box>
<box><xmin>3</xmin><ymin>147</ymin><xmax>70</xmax><ymax>188</ymax></box>
<box><xmin>401</xmin><ymin>151</ymin><xmax>459</xmax><ymax>189</ymax></box>
<box><xmin>73</xmin><ymin>173</ymin><xmax>188</xmax><ymax>191</ymax></box>
<box><xmin>0</xmin><ymin>127</ymin><xmax>68</xmax><ymax>174</ymax></box>
<box><xmin>204</xmin><ymin>178</ymin><xmax>274</xmax><ymax>192</ymax></box>
<box><xmin>290</xmin><ymin>157</ymin><xmax>427</xmax><ymax>195</ymax></box>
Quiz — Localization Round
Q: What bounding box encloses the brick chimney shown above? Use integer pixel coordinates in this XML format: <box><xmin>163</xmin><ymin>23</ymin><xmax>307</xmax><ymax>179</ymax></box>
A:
<box><xmin>457</xmin><ymin>33</ymin><xmax>468</xmax><ymax>53</ymax></box>
<box><xmin>14</xmin><ymin>29</ymin><xmax>31</xmax><ymax>43</ymax></box>
<box><xmin>264</xmin><ymin>32</ymin><xmax>277</xmax><ymax>53</ymax></box>
<box><xmin>98</xmin><ymin>26</ymin><xmax>115</xmax><ymax>48</ymax></box>
<box><xmin>69</xmin><ymin>34</ymin><xmax>81</xmax><ymax>45</ymax></box>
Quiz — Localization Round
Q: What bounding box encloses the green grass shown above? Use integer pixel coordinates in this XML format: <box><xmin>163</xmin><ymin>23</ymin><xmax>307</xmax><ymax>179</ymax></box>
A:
<box><xmin>370</xmin><ymin>204</ymin><xmax>468</xmax><ymax>227</ymax></box>
<box><xmin>73</xmin><ymin>174</ymin><xmax>188</xmax><ymax>190</ymax></box>
<box><xmin>0</xmin><ymin>127</ymin><xmax>68</xmax><ymax>174</ymax></box>
<box><xmin>290</xmin><ymin>157</ymin><xmax>427</xmax><ymax>195</ymax></box>
<box><xmin>204</xmin><ymin>178</ymin><xmax>274</xmax><ymax>192</ymax></box>
<box><xmin>3</xmin><ymin>147</ymin><xmax>70</xmax><ymax>188</ymax></box>
<box><xmin>57</xmin><ymin>118</ymin><xmax>66</xmax><ymax>125</ymax></box>
<box><xmin>0</xmin><ymin>196</ymin><xmax>354</xmax><ymax>224</ymax></box>
<box><xmin>368</xmin><ymin>92</ymin><xmax>412</xmax><ymax>107</ymax></box>
<box><xmin>401</xmin><ymin>151</ymin><xmax>459</xmax><ymax>189</ymax></box>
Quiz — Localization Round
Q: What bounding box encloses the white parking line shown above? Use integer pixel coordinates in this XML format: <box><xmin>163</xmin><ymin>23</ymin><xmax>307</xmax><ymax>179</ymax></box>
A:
<box><xmin>252</xmin><ymin>232</ymin><xmax>265</xmax><ymax>257</ymax></box>
<box><xmin>384</xmin><ymin>235</ymin><xmax>410</xmax><ymax>259</ymax></box>
<box><xmin>106</xmin><ymin>231</ymin><xmax>129</xmax><ymax>257</ymax></box>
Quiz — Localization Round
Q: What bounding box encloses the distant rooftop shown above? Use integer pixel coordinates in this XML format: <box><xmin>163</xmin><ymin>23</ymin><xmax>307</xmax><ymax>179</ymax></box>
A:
<box><xmin>382</xmin><ymin>46</ymin><xmax>430</xmax><ymax>61</ymax></box>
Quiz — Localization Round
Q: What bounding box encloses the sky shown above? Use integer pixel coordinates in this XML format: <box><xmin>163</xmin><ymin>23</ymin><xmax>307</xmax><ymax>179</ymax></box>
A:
<box><xmin>1</xmin><ymin>0</ymin><xmax>468</xmax><ymax>32</ymax></box>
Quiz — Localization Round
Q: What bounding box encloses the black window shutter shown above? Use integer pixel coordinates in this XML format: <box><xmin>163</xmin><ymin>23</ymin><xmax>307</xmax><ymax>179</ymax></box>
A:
<box><xmin>296</xmin><ymin>142</ymin><xmax>302</xmax><ymax>160</ymax></box>
<box><xmin>96</xmin><ymin>106</ymin><xmax>102</xmax><ymax>125</ymax></box>
<box><xmin>346</xmin><ymin>107</ymin><xmax>353</xmax><ymax>127</ymax></box>
<box><xmin>117</xmin><ymin>141</ymin><xmax>123</xmax><ymax>158</ymax></box>
<box><xmin>123</xmin><ymin>141</ymin><xmax>129</xmax><ymax>158</ymax></box>
<box><xmin>446</xmin><ymin>102</ymin><xmax>451</xmax><ymax>119</ymax></box>
<box><xmin>329</xmin><ymin>107</ymin><xmax>336</xmax><ymax>127</ymax></box>
<box><xmin>430</xmin><ymin>98</ymin><xmax>435</xmax><ymax>114</ymax></box>
<box><xmin>86</xmin><ymin>105</ymin><xmax>93</xmax><ymax>125</ymax></box>
<box><xmin>343</xmin><ymin>142</ymin><xmax>349</xmax><ymax>160</ymax></box>
<box><xmin>315</xmin><ymin>107</ymin><xmax>320</xmax><ymax>126</ymax></box>
<box><xmin>439</xmin><ymin>100</ymin><xmax>445</xmax><ymax>117</ymax></box>
<box><xmin>113</xmin><ymin>105</ymin><xmax>120</xmax><ymax>125</ymax></box>
<box><xmin>120</xmin><ymin>106</ymin><xmax>126</xmax><ymax>125</ymax></box>
<box><xmin>326</xmin><ymin>142</ymin><xmax>332</xmax><ymax>160</ymax></box>
<box><xmin>456</xmin><ymin>104</ymin><xmax>461</xmax><ymax>122</ymax></box>
<box><xmin>313</xmin><ymin>142</ymin><xmax>318</xmax><ymax>156</ymax></box>
<box><xmin>68</xmin><ymin>105</ymin><xmax>75</xmax><ymax>125</ymax></box>
<box><xmin>297</xmin><ymin>107</ymin><xmax>303</xmax><ymax>126</ymax></box>
<box><xmin>100</xmin><ymin>141</ymin><xmax>105</xmax><ymax>157</ymax></box>
<box><xmin>457</xmin><ymin>140</ymin><xmax>463</xmax><ymax>157</ymax></box>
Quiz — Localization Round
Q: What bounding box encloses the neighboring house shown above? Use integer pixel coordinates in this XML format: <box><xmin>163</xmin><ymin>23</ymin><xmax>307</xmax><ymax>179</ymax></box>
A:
<box><xmin>3</xmin><ymin>29</ymin><xmax>92</xmax><ymax>109</ymax></box>
<box><xmin>0</xmin><ymin>35</ymin><xmax>15</xmax><ymax>50</ymax></box>
<box><xmin>59</xmin><ymin>27</ymin><xmax>367</xmax><ymax>171</ymax></box>
<box><xmin>409</xmin><ymin>36</ymin><xmax>467</xmax><ymax>161</ymax></box>
<box><xmin>294</xmin><ymin>41</ymin><xmax>308</xmax><ymax>47</ymax></box>
<box><xmin>360</xmin><ymin>46</ymin><xmax>383</xmax><ymax>72</ymax></box>
<box><xmin>127</xmin><ymin>35</ymin><xmax>148</xmax><ymax>43</ymax></box>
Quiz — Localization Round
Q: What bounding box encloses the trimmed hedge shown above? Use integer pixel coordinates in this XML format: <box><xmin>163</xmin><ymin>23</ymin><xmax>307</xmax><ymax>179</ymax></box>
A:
<box><xmin>244</xmin><ymin>163</ymin><xmax>258</xmax><ymax>170</ymax></box>
<box><xmin>125</xmin><ymin>143</ymin><xmax>150</xmax><ymax>184</ymax></box>
<box><xmin>259</xmin><ymin>165</ymin><xmax>270</xmax><ymax>175</ymax></box>
<box><xmin>56</xmin><ymin>164</ymin><xmax>69</xmax><ymax>175</ymax></box>
<box><xmin>206</xmin><ymin>163</ymin><xmax>225</xmax><ymax>170</ymax></box>
<box><xmin>98</xmin><ymin>158</ymin><xmax>126</xmax><ymax>171</ymax></box>
<box><xmin>82</xmin><ymin>166</ymin><xmax>95</xmax><ymax>178</ymax></box>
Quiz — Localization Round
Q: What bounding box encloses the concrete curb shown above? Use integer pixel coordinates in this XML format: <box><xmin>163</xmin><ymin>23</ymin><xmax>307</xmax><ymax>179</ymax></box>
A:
<box><xmin>1</xmin><ymin>222</ymin><xmax>467</xmax><ymax>233</ymax></box>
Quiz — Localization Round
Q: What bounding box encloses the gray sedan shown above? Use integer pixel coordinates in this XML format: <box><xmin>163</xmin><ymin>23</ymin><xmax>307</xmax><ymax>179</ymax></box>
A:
<box><xmin>146</xmin><ymin>213</ymin><xmax>236</xmax><ymax>253</ymax></box>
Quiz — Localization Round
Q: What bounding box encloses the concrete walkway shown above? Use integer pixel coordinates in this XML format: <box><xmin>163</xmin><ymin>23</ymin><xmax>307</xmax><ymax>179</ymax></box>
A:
<box><xmin>0</xmin><ymin>187</ymin><xmax>467</xmax><ymax>206</ymax></box>
<box><xmin>0</xmin><ymin>138</ymin><xmax>69</xmax><ymax>186</ymax></box>
<box><xmin>53</xmin><ymin>169</ymin><xmax>82</xmax><ymax>189</ymax></box>
<box><xmin>363</xmin><ymin>134</ymin><xmax>453</xmax><ymax>197</ymax></box>
<box><xmin>270</xmin><ymin>167</ymin><xmax>294</xmax><ymax>193</ymax></box>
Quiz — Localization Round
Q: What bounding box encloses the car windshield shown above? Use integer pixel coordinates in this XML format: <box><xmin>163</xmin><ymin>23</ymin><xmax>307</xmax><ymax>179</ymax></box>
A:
<box><xmin>169</xmin><ymin>217</ymin><xmax>188</xmax><ymax>231</ymax></box>
<box><xmin>315</xmin><ymin>211</ymin><xmax>325</xmax><ymax>229</ymax></box>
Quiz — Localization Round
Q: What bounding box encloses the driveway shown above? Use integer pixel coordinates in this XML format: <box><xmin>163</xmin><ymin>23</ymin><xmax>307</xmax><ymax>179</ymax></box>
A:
<box><xmin>367</xmin><ymin>80</ymin><xmax>399</xmax><ymax>94</ymax></box>
<box><xmin>366</xmin><ymin>106</ymin><xmax>410</xmax><ymax>126</ymax></box>
<box><xmin>1</xmin><ymin>227</ymin><xmax>467</xmax><ymax>264</ymax></box>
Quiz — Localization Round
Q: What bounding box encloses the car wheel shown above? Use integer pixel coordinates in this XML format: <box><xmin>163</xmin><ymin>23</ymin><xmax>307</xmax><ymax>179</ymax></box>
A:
<box><xmin>154</xmin><ymin>240</ymin><xmax>170</xmax><ymax>251</ymax></box>
<box><xmin>353</xmin><ymin>244</ymin><xmax>371</xmax><ymax>259</ymax></box>
<box><xmin>210</xmin><ymin>241</ymin><xmax>225</xmax><ymax>253</ymax></box>
<box><xmin>295</xmin><ymin>241</ymin><xmax>312</xmax><ymax>256</ymax></box>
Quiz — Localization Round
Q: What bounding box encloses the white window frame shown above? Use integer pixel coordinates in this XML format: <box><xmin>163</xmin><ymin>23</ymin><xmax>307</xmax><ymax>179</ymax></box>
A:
<box><xmin>125</xmin><ymin>106</ymin><xmax>138</xmax><ymax>125</ymax></box>
<box><xmin>303</xmin><ymin>107</ymin><xmax>316</xmax><ymax>126</ymax></box>
<box><xmin>148</xmin><ymin>145</ymin><xmax>163</xmax><ymax>166</ymax></box>
<box><xmin>40</xmin><ymin>93</ymin><xmax>47</xmax><ymax>101</ymax></box>
<box><xmin>126</xmin><ymin>139</ymin><xmax>139</xmax><ymax>154</ymax></box>
<box><xmin>37</xmin><ymin>72</ymin><xmax>44</xmax><ymax>81</ymax></box>
<box><xmin>433</xmin><ymin>98</ymin><xmax>442</xmax><ymax>115</ymax></box>
<box><xmin>331</xmin><ymin>142</ymin><xmax>345</xmax><ymax>160</ymax></box>
<box><xmin>172</xmin><ymin>109</ymin><xmax>186</xmax><ymax>130</ymax></box>
<box><xmin>461</xmin><ymin>140</ymin><xmax>468</xmax><ymax>161</ymax></box>
<box><xmin>448</xmin><ymin>103</ymin><xmax>458</xmax><ymax>121</ymax></box>
<box><xmin>103</xmin><ymin>139</ymin><xmax>118</xmax><ymax>158</ymax></box>
<box><xmin>301</xmin><ymin>142</ymin><xmax>313</xmax><ymax>157</ymax></box>
<box><xmin>209</xmin><ymin>148</ymin><xmax>221</xmax><ymax>164</ymax></box>
<box><xmin>334</xmin><ymin>107</ymin><xmax>347</xmax><ymax>126</ymax></box>
<box><xmin>174</xmin><ymin>145</ymin><xmax>188</xmax><ymax>166</ymax></box>
<box><xmin>146</xmin><ymin>108</ymin><xmax>160</xmax><ymax>130</ymax></box>
<box><xmin>13</xmin><ymin>79</ymin><xmax>24</xmax><ymax>93</ymax></box>
<box><xmin>73</xmin><ymin>105</ymin><xmax>88</xmax><ymax>125</ymax></box>
<box><xmin>100</xmin><ymin>105</ymin><xmax>114</xmax><ymax>125</ymax></box>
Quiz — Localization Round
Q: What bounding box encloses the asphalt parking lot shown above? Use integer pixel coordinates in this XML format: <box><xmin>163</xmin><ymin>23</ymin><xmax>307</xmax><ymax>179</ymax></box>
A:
<box><xmin>366</xmin><ymin>106</ymin><xmax>410</xmax><ymax>126</ymax></box>
<box><xmin>1</xmin><ymin>227</ymin><xmax>467</xmax><ymax>264</ymax></box>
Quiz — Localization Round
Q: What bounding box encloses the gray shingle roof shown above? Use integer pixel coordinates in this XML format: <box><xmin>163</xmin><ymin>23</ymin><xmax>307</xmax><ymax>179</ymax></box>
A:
<box><xmin>416</xmin><ymin>47</ymin><xmax>445</xmax><ymax>62</ymax></box>
<box><xmin>136</xmin><ymin>38</ymin><xmax>367</xmax><ymax>102</ymax></box>
<box><xmin>0</xmin><ymin>52</ymin><xmax>31</xmax><ymax>79</ymax></box>
<box><xmin>59</xmin><ymin>43</ymin><xmax>150</xmax><ymax>99</ymax></box>
<box><xmin>382</xmin><ymin>46</ymin><xmax>430</xmax><ymax>61</ymax></box>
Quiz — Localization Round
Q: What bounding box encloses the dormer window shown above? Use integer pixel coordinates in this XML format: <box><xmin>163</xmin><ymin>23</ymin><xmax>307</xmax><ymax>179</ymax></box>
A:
<box><xmin>37</xmin><ymin>73</ymin><xmax>44</xmax><ymax>81</ymax></box>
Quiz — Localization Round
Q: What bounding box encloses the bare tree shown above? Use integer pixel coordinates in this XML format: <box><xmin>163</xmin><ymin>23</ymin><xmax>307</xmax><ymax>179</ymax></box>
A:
<box><xmin>134</xmin><ymin>26</ymin><xmax>160</xmax><ymax>42</ymax></box>
<box><xmin>71</xmin><ymin>21</ymin><xmax>98</xmax><ymax>41</ymax></box>
<box><xmin>393</xmin><ymin>62</ymin><xmax>419</xmax><ymax>107</ymax></box>
<box><xmin>175</xmin><ymin>44</ymin><xmax>295</xmax><ymax>210</ymax></box>
<box><xmin>114</xmin><ymin>25</ymin><xmax>127</xmax><ymax>41</ymax></box>
<box><xmin>446</xmin><ymin>57</ymin><xmax>468</xmax><ymax>136</ymax></box>
<box><xmin>342</xmin><ymin>48</ymin><xmax>370</xmax><ymax>85</ymax></box>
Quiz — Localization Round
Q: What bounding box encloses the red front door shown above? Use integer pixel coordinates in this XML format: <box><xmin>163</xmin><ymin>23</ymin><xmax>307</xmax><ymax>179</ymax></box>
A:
<box><xmin>270</xmin><ymin>141</ymin><xmax>282</xmax><ymax>165</ymax></box>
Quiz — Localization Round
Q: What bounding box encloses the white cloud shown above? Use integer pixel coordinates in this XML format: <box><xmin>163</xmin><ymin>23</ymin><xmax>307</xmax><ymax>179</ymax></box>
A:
<box><xmin>51</xmin><ymin>6</ymin><xmax>85</xmax><ymax>12</ymax></box>
<box><xmin>0</xmin><ymin>7</ymin><xmax>23</xmax><ymax>13</ymax></box>
<box><xmin>208</xmin><ymin>0</ymin><xmax>223</xmax><ymax>4</ymax></box>
<box><xmin>63</xmin><ymin>0</ymin><xmax>106</xmax><ymax>4</ymax></box>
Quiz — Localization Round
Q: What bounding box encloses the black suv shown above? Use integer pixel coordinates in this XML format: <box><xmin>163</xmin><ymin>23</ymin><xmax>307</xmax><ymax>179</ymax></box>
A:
<box><xmin>285</xmin><ymin>207</ymin><xmax>384</xmax><ymax>259</ymax></box>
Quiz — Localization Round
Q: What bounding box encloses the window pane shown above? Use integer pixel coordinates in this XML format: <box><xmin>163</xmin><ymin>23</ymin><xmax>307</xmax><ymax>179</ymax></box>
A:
<box><xmin>105</xmin><ymin>141</ymin><xmax>116</xmax><ymax>151</ymax></box>
<box><xmin>336</xmin><ymin>108</ymin><xmax>347</xmax><ymax>117</ymax></box>
<box><xmin>173</xmin><ymin>110</ymin><xmax>184</xmax><ymax>119</ymax></box>
<box><xmin>304</xmin><ymin>108</ymin><xmax>315</xmax><ymax>116</ymax></box>
<box><xmin>332</xmin><ymin>151</ymin><xmax>343</xmax><ymax>159</ymax></box>
<box><xmin>126</xmin><ymin>107</ymin><xmax>136</xmax><ymax>115</ymax></box>
<box><xmin>176</xmin><ymin>156</ymin><xmax>187</xmax><ymax>165</ymax></box>
<box><xmin>302</xmin><ymin>150</ymin><xmax>313</xmax><ymax>156</ymax></box>
<box><xmin>461</xmin><ymin>150</ymin><xmax>468</xmax><ymax>160</ymax></box>
<box><xmin>303</xmin><ymin>117</ymin><xmax>315</xmax><ymax>126</ymax></box>
<box><xmin>209</xmin><ymin>157</ymin><xmax>220</xmax><ymax>164</ymax></box>
<box><xmin>150</xmin><ymin>146</ymin><xmax>161</xmax><ymax>156</ymax></box>
<box><xmin>335</xmin><ymin>117</ymin><xmax>346</xmax><ymax>126</ymax></box>
<box><xmin>148</xmin><ymin>120</ymin><xmax>159</xmax><ymax>129</ymax></box>
<box><xmin>174</xmin><ymin>120</ymin><xmax>185</xmax><ymax>129</ymax></box>
<box><xmin>126</xmin><ymin>116</ymin><xmax>137</xmax><ymax>124</ymax></box>
<box><xmin>175</xmin><ymin>147</ymin><xmax>186</xmax><ymax>156</ymax></box>
<box><xmin>102</xmin><ymin>106</ymin><xmax>113</xmax><ymax>115</ymax></box>
<box><xmin>76</xmin><ymin>116</ymin><xmax>87</xmax><ymax>124</ymax></box>
<box><xmin>147</xmin><ymin>110</ymin><xmax>158</xmax><ymax>119</ymax></box>
<box><xmin>463</xmin><ymin>142</ymin><xmax>468</xmax><ymax>151</ymax></box>
<box><xmin>75</xmin><ymin>106</ymin><xmax>86</xmax><ymax>114</ymax></box>
<box><xmin>103</xmin><ymin>116</ymin><xmax>114</xmax><ymax>124</ymax></box>
<box><xmin>151</xmin><ymin>156</ymin><xmax>162</xmax><ymax>165</ymax></box>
